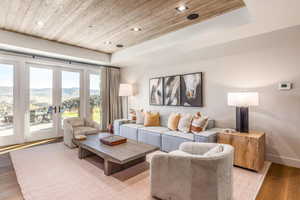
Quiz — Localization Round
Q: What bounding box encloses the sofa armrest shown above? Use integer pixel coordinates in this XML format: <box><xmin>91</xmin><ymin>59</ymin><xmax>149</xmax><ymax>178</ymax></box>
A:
<box><xmin>63</xmin><ymin>123</ymin><xmax>76</xmax><ymax>148</ymax></box>
<box><xmin>193</xmin><ymin>128</ymin><xmax>223</xmax><ymax>143</ymax></box>
<box><xmin>63</xmin><ymin>122</ymin><xmax>73</xmax><ymax>132</ymax></box>
<box><xmin>113</xmin><ymin>119</ymin><xmax>135</xmax><ymax>135</ymax></box>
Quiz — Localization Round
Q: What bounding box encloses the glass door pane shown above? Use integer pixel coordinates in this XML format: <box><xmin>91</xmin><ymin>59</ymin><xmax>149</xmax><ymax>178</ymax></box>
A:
<box><xmin>0</xmin><ymin>64</ymin><xmax>14</xmax><ymax>137</ymax></box>
<box><xmin>29</xmin><ymin>67</ymin><xmax>54</xmax><ymax>133</ymax></box>
<box><xmin>61</xmin><ymin>71</ymin><xmax>80</xmax><ymax>121</ymax></box>
<box><xmin>89</xmin><ymin>73</ymin><xmax>101</xmax><ymax>123</ymax></box>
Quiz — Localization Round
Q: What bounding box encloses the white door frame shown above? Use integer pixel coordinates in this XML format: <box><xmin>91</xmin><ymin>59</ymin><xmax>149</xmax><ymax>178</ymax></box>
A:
<box><xmin>58</xmin><ymin>67</ymin><xmax>84</xmax><ymax>136</ymax></box>
<box><xmin>24</xmin><ymin>63</ymin><xmax>84</xmax><ymax>141</ymax></box>
<box><xmin>85</xmin><ymin>70</ymin><xmax>101</xmax><ymax>121</ymax></box>
<box><xmin>0</xmin><ymin>54</ymin><xmax>102</xmax><ymax>147</ymax></box>
<box><xmin>0</xmin><ymin>59</ymin><xmax>23</xmax><ymax>146</ymax></box>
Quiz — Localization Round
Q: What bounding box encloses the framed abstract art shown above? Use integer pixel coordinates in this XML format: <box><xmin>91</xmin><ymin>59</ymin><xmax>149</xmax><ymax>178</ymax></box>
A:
<box><xmin>163</xmin><ymin>75</ymin><xmax>180</xmax><ymax>106</ymax></box>
<box><xmin>149</xmin><ymin>77</ymin><xmax>164</xmax><ymax>105</ymax></box>
<box><xmin>180</xmin><ymin>72</ymin><xmax>203</xmax><ymax>107</ymax></box>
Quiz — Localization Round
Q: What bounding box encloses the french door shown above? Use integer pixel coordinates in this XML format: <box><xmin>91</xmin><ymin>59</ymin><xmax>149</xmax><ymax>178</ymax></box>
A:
<box><xmin>0</xmin><ymin>61</ymin><xmax>21</xmax><ymax>146</ymax></box>
<box><xmin>25</xmin><ymin>64</ymin><xmax>82</xmax><ymax>142</ymax></box>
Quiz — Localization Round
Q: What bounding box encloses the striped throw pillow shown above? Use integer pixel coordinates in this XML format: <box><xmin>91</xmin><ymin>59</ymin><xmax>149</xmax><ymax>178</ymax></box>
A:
<box><xmin>129</xmin><ymin>109</ymin><xmax>137</xmax><ymax>120</ymax></box>
<box><xmin>191</xmin><ymin>112</ymin><xmax>209</xmax><ymax>133</ymax></box>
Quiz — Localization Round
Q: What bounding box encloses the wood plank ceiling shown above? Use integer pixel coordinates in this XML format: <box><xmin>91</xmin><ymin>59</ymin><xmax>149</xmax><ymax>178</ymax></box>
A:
<box><xmin>0</xmin><ymin>0</ymin><xmax>245</xmax><ymax>54</ymax></box>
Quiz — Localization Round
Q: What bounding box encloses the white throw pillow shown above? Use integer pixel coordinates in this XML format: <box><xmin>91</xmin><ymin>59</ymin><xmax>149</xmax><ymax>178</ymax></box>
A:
<box><xmin>178</xmin><ymin>114</ymin><xmax>193</xmax><ymax>133</ymax></box>
<box><xmin>135</xmin><ymin>110</ymin><xmax>145</xmax><ymax>124</ymax></box>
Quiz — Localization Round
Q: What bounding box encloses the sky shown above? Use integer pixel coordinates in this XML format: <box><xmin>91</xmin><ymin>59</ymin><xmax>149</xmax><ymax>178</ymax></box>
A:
<box><xmin>0</xmin><ymin>64</ymin><xmax>100</xmax><ymax>90</ymax></box>
<box><xmin>0</xmin><ymin>64</ymin><xmax>13</xmax><ymax>87</ymax></box>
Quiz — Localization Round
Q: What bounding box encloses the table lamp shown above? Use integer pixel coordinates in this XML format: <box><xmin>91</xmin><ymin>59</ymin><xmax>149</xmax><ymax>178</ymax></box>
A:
<box><xmin>228</xmin><ymin>92</ymin><xmax>259</xmax><ymax>133</ymax></box>
<box><xmin>119</xmin><ymin>84</ymin><xmax>133</xmax><ymax>119</ymax></box>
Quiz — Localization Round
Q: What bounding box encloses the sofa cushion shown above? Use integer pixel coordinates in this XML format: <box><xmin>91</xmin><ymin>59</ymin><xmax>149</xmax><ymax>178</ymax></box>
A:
<box><xmin>139</xmin><ymin>126</ymin><xmax>169</xmax><ymax>134</ymax></box>
<box><xmin>74</xmin><ymin>127</ymin><xmax>97</xmax><ymax>135</ymax></box>
<box><xmin>164</xmin><ymin>131</ymin><xmax>194</xmax><ymax>140</ymax></box>
<box><xmin>121</xmin><ymin>123</ymin><xmax>144</xmax><ymax>129</ymax></box>
<box><xmin>120</xmin><ymin>124</ymin><xmax>143</xmax><ymax>140</ymax></box>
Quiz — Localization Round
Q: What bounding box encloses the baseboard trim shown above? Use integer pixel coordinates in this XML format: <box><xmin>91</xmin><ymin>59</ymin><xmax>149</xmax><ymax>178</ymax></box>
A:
<box><xmin>266</xmin><ymin>153</ymin><xmax>300</xmax><ymax>168</ymax></box>
<box><xmin>0</xmin><ymin>137</ymin><xmax>62</xmax><ymax>154</ymax></box>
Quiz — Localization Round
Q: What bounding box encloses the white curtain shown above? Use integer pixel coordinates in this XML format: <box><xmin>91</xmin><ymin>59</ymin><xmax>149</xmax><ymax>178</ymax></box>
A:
<box><xmin>100</xmin><ymin>67</ymin><xmax>122</xmax><ymax>130</ymax></box>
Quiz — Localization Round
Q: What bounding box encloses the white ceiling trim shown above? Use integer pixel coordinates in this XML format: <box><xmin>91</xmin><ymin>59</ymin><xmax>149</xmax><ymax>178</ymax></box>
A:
<box><xmin>111</xmin><ymin>0</ymin><xmax>300</xmax><ymax>67</ymax></box>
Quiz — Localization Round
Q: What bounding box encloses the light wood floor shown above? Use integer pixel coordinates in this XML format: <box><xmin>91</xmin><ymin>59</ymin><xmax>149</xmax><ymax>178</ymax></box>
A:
<box><xmin>0</xmin><ymin>153</ymin><xmax>23</xmax><ymax>200</ymax></box>
<box><xmin>256</xmin><ymin>163</ymin><xmax>300</xmax><ymax>200</ymax></box>
<box><xmin>0</xmin><ymin>141</ymin><xmax>300</xmax><ymax>200</ymax></box>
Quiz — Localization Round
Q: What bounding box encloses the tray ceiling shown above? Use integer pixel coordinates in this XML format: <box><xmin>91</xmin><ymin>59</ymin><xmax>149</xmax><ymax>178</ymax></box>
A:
<box><xmin>0</xmin><ymin>0</ymin><xmax>245</xmax><ymax>53</ymax></box>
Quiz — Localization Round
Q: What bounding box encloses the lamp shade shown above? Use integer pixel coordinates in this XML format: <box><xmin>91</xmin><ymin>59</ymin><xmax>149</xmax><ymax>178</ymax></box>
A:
<box><xmin>119</xmin><ymin>84</ymin><xmax>133</xmax><ymax>97</ymax></box>
<box><xmin>228</xmin><ymin>92</ymin><xmax>259</xmax><ymax>107</ymax></box>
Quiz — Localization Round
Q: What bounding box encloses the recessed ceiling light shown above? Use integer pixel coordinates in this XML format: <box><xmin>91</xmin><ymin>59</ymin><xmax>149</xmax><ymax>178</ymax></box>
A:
<box><xmin>131</xmin><ymin>27</ymin><xmax>142</xmax><ymax>32</ymax></box>
<box><xmin>187</xmin><ymin>13</ymin><xmax>199</xmax><ymax>20</ymax></box>
<box><xmin>104</xmin><ymin>41</ymin><xmax>112</xmax><ymax>45</ymax></box>
<box><xmin>116</xmin><ymin>44</ymin><xmax>124</xmax><ymax>48</ymax></box>
<box><xmin>36</xmin><ymin>21</ymin><xmax>44</xmax><ymax>27</ymax></box>
<box><xmin>176</xmin><ymin>5</ymin><xmax>188</xmax><ymax>12</ymax></box>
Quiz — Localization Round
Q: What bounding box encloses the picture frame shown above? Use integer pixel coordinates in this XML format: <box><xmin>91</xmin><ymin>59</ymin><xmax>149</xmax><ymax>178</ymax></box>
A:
<box><xmin>149</xmin><ymin>77</ymin><xmax>164</xmax><ymax>106</ymax></box>
<box><xmin>163</xmin><ymin>75</ymin><xmax>181</xmax><ymax>106</ymax></box>
<box><xmin>180</xmin><ymin>72</ymin><xmax>203</xmax><ymax>107</ymax></box>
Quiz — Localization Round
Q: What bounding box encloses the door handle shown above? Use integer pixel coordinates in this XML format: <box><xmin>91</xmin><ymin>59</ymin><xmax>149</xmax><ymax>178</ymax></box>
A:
<box><xmin>53</xmin><ymin>106</ymin><xmax>57</xmax><ymax>114</ymax></box>
<box><xmin>59</xmin><ymin>106</ymin><xmax>61</xmax><ymax>113</ymax></box>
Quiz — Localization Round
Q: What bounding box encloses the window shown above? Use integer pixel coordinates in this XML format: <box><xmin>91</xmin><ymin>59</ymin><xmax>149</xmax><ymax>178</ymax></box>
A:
<box><xmin>29</xmin><ymin>67</ymin><xmax>53</xmax><ymax>133</ymax></box>
<box><xmin>0</xmin><ymin>64</ymin><xmax>14</xmax><ymax>136</ymax></box>
<box><xmin>61</xmin><ymin>71</ymin><xmax>81</xmax><ymax>120</ymax></box>
<box><xmin>89</xmin><ymin>73</ymin><xmax>101</xmax><ymax>123</ymax></box>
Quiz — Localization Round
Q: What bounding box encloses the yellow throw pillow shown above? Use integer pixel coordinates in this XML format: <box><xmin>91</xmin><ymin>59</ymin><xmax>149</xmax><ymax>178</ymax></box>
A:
<box><xmin>167</xmin><ymin>113</ymin><xmax>181</xmax><ymax>131</ymax></box>
<box><xmin>144</xmin><ymin>112</ymin><xmax>160</xmax><ymax>127</ymax></box>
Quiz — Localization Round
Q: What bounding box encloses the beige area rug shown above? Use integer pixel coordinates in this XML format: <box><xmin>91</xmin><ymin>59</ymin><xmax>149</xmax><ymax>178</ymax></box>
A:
<box><xmin>10</xmin><ymin>143</ymin><xmax>270</xmax><ymax>200</ymax></box>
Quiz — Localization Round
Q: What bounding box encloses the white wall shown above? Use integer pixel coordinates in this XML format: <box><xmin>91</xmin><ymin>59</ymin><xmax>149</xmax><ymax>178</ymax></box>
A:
<box><xmin>121</xmin><ymin>26</ymin><xmax>300</xmax><ymax>168</ymax></box>
<box><xmin>0</xmin><ymin>30</ymin><xmax>110</xmax><ymax>65</ymax></box>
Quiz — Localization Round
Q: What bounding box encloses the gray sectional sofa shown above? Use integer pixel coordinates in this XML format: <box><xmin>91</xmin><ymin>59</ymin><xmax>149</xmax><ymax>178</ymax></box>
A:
<box><xmin>114</xmin><ymin>113</ymin><xmax>221</xmax><ymax>152</ymax></box>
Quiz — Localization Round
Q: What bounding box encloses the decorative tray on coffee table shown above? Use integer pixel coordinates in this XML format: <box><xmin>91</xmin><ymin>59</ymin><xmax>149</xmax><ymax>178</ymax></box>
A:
<box><xmin>99</xmin><ymin>134</ymin><xmax>127</xmax><ymax>146</ymax></box>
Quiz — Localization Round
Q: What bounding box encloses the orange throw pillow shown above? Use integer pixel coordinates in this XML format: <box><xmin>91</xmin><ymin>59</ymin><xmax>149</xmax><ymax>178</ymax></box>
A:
<box><xmin>167</xmin><ymin>113</ymin><xmax>181</xmax><ymax>131</ymax></box>
<box><xmin>144</xmin><ymin>112</ymin><xmax>160</xmax><ymax>127</ymax></box>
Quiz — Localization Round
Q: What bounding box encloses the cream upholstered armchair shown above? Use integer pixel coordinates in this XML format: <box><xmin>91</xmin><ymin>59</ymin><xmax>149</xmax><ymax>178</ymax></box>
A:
<box><xmin>150</xmin><ymin>142</ymin><xmax>234</xmax><ymax>200</ymax></box>
<box><xmin>63</xmin><ymin>117</ymin><xmax>100</xmax><ymax>148</ymax></box>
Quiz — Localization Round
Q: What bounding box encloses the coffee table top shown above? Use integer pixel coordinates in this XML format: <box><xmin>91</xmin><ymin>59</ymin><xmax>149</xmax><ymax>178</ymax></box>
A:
<box><xmin>78</xmin><ymin>133</ymin><xmax>159</xmax><ymax>164</ymax></box>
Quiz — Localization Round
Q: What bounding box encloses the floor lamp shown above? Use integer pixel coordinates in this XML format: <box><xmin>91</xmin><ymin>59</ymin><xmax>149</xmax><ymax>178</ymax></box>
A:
<box><xmin>119</xmin><ymin>84</ymin><xmax>133</xmax><ymax>119</ymax></box>
<box><xmin>228</xmin><ymin>92</ymin><xmax>259</xmax><ymax>133</ymax></box>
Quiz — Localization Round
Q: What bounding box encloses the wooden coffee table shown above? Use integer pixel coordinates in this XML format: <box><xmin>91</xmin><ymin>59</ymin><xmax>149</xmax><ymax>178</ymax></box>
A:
<box><xmin>78</xmin><ymin>133</ymin><xmax>159</xmax><ymax>176</ymax></box>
